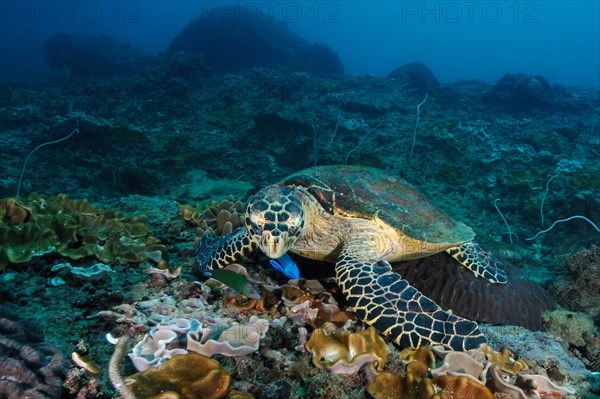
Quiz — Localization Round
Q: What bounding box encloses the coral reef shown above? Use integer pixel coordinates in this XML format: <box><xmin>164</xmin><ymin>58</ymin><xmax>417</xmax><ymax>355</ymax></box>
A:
<box><xmin>368</xmin><ymin>345</ymin><xmax>494</xmax><ymax>399</ymax></box>
<box><xmin>92</xmin><ymin>293</ymin><xmax>206</xmax><ymax>330</ymax></box>
<box><xmin>480</xmin><ymin>325</ymin><xmax>590</xmax><ymax>388</ymax></box>
<box><xmin>129</xmin><ymin>316</ymin><xmax>270</xmax><ymax>371</ymax></box>
<box><xmin>0</xmin><ymin>305</ymin><xmax>69</xmax><ymax>398</ymax></box>
<box><xmin>542</xmin><ymin>309</ymin><xmax>600</xmax><ymax>371</ymax></box>
<box><xmin>483</xmin><ymin>73</ymin><xmax>556</xmax><ymax>109</ymax></box>
<box><xmin>0</xmin><ymin>194</ymin><xmax>167</xmax><ymax>270</ymax></box>
<box><xmin>51</xmin><ymin>261</ymin><xmax>114</xmax><ymax>281</ymax></box>
<box><xmin>542</xmin><ymin>310</ymin><xmax>596</xmax><ymax>348</ymax></box>
<box><xmin>1</xmin><ymin>23</ymin><xmax>599</xmax><ymax>398</ymax></box>
<box><xmin>479</xmin><ymin>343</ymin><xmax>529</xmax><ymax>374</ymax></box>
<box><xmin>368</xmin><ymin>345</ymin><xmax>576</xmax><ymax>399</ymax></box>
<box><xmin>224</xmin><ymin>286</ymin><xmax>281</xmax><ymax>313</ymax></box>
<box><xmin>174</xmin><ymin>172</ymin><xmax>254</xmax><ymax>204</ymax></box>
<box><xmin>281</xmin><ymin>280</ymin><xmax>353</xmax><ymax>327</ymax></box>
<box><xmin>552</xmin><ymin>245</ymin><xmax>600</xmax><ymax>319</ymax></box>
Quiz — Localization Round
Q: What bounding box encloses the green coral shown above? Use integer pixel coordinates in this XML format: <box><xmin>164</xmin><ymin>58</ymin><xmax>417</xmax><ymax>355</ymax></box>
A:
<box><xmin>0</xmin><ymin>194</ymin><xmax>167</xmax><ymax>270</ymax></box>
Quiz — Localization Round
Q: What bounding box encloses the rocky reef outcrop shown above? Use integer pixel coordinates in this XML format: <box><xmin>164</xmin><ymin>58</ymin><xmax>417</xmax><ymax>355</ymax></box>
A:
<box><xmin>168</xmin><ymin>6</ymin><xmax>343</xmax><ymax>76</ymax></box>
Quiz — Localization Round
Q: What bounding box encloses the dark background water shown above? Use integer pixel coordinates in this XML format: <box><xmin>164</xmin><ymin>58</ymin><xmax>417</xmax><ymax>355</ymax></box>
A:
<box><xmin>1</xmin><ymin>1</ymin><xmax>598</xmax><ymax>87</ymax></box>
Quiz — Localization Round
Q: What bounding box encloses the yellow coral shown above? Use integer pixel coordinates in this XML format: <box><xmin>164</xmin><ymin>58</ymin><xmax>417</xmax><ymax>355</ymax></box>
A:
<box><xmin>305</xmin><ymin>327</ymin><xmax>389</xmax><ymax>374</ymax></box>
<box><xmin>480</xmin><ymin>343</ymin><xmax>529</xmax><ymax>374</ymax></box>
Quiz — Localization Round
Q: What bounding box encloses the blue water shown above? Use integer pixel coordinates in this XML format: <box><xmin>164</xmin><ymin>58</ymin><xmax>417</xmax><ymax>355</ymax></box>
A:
<box><xmin>0</xmin><ymin>1</ymin><xmax>598</xmax><ymax>398</ymax></box>
<box><xmin>1</xmin><ymin>1</ymin><xmax>598</xmax><ymax>86</ymax></box>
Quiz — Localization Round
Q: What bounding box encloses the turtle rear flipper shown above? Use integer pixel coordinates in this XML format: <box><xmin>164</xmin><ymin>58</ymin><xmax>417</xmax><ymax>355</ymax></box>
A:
<box><xmin>336</xmin><ymin>236</ymin><xmax>486</xmax><ymax>351</ymax></box>
<box><xmin>446</xmin><ymin>242</ymin><xmax>508</xmax><ymax>284</ymax></box>
<box><xmin>196</xmin><ymin>227</ymin><xmax>257</xmax><ymax>272</ymax></box>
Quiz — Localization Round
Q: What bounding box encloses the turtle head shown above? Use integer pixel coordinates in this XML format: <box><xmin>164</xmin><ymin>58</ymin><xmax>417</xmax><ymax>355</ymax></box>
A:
<box><xmin>245</xmin><ymin>185</ymin><xmax>305</xmax><ymax>259</ymax></box>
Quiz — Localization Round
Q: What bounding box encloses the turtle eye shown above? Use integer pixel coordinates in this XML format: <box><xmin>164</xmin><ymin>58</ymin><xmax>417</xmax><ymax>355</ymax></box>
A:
<box><xmin>246</xmin><ymin>216</ymin><xmax>264</xmax><ymax>236</ymax></box>
<box><xmin>251</xmin><ymin>224</ymin><xmax>262</xmax><ymax>235</ymax></box>
<box><xmin>286</xmin><ymin>214</ymin><xmax>303</xmax><ymax>237</ymax></box>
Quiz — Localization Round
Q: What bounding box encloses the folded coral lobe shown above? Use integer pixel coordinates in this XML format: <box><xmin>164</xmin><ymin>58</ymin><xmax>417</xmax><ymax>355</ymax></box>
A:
<box><xmin>393</xmin><ymin>252</ymin><xmax>556</xmax><ymax>331</ymax></box>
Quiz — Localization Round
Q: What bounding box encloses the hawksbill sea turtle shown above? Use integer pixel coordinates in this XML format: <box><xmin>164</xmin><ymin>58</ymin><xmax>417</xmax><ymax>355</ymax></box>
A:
<box><xmin>196</xmin><ymin>165</ymin><xmax>507</xmax><ymax>351</ymax></box>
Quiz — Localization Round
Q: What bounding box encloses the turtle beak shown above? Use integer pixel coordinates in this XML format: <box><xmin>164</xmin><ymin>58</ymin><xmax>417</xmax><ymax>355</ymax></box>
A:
<box><xmin>260</xmin><ymin>231</ymin><xmax>290</xmax><ymax>259</ymax></box>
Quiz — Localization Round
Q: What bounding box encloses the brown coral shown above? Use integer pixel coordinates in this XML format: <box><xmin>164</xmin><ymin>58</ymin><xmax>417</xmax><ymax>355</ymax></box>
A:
<box><xmin>224</xmin><ymin>288</ymin><xmax>281</xmax><ymax>313</ymax></box>
<box><xmin>428</xmin><ymin>375</ymin><xmax>494</xmax><ymax>399</ymax></box>
<box><xmin>0</xmin><ymin>194</ymin><xmax>167</xmax><ymax>270</ymax></box>
<box><xmin>368</xmin><ymin>346</ymin><xmax>433</xmax><ymax>399</ymax></box>
<box><xmin>126</xmin><ymin>352</ymin><xmax>249</xmax><ymax>399</ymax></box>
<box><xmin>367</xmin><ymin>372</ymin><xmax>405</xmax><ymax>399</ymax></box>
<box><xmin>0</xmin><ymin>197</ymin><xmax>32</xmax><ymax>225</ymax></box>
<box><xmin>181</xmin><ymin>196</ymin><xmax>244</xmax><ymax>237</ymax></box>
<box><xmin>368</xmin><ymin>346</ymin><xmax>494</xmax><ymax>399</ymax></box>
<box><xmin>305</xmin><ymin>326</ymin><xmax>389</xmax><ymax>374</ymax></box>
<box><xmin>282</xmin><ymin>281</ymin><xmax>353</xmax><ymax>327</ymax></box>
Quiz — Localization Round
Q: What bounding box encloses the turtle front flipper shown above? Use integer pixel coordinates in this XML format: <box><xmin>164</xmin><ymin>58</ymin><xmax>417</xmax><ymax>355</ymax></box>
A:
<box><xmin>446</xmin><ymin>241</ymin><xmax>508</xmax><ymax>284</ymax></box>
<box><xmin>196</xmin><ymin>227</ymin><xmax>257</xmax><ymax>272</ymax></box>
<box><xmin>336</xmin><ymin>236</ymin><xmax>486</xmax><ymax>351</ymax></box>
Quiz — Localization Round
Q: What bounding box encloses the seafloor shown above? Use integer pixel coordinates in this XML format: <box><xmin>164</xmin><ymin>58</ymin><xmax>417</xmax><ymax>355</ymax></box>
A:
<box><xmin>1</xmin><ymin>65</ymin><xmax>599</xmax><ymax>398</ymax></box>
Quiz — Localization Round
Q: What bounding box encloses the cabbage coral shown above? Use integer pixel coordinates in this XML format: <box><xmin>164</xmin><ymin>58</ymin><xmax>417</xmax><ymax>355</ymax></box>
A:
<box><xmin>0</xmin><ymin>194</ymin><xmax>167</xmax><ymax>270</ymax></box>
